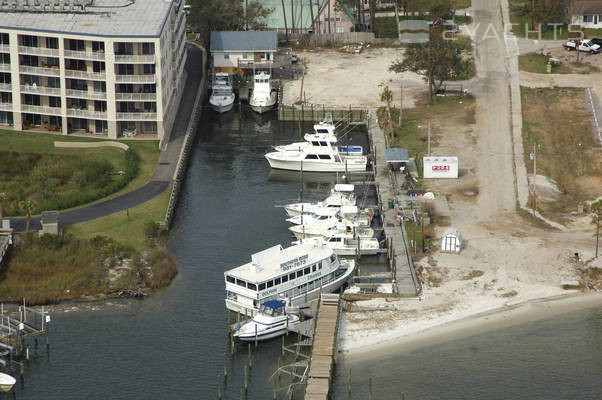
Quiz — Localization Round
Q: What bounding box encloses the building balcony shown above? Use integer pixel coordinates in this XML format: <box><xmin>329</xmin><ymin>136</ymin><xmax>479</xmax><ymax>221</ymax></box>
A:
<box><xmin>64</xmin><ymin>50</ymin><xmax>106</xmax><ymax>61</ymax></box>
<box><xmin>115</xmin><ymin>74</ymin><xmax>156</xmax><ymax>84</ymax></box>
<box><xmin>20</xmin><ymin>84</ymin><xmax>61</xmax><ymax>96</ymax></box>
<box><xmin>0</xmin><ymin>63</ymin><xmax>11</xmax><ymax>72</ymax></box>
<box><xmin>115</xmin><ymin>92</ymin><xmax>157</xmax><ymax>101</ymax></box>
<box><xmin>66</xmin><ymin>108</ymin><xmax>107</xmax><ymax>119</ymax></box>
<box><xmin>0</xmin><ymin>44</ymin><xmax>9</xmax><ymax>53</ymax></box>
<box><xmin>18</xmin><ymin>45</ymin><xmax>60</xmax><ymax>57</ymax></box>
<box><xmin>64</xmin><ymin>69</ymin><xmax>106</xmax><ymax>81</ymax></box>
<box><xmin>65</xmin><ymin>88</ymin><xmax>107</xmax><ymax>100</ymax></box>
<box><xmin>0</xmin><ymin>102</ymin><xmax>12</xmax><ymax>112</ymax></box>
<box><xmin>0</xmin><ymin>83</ymin><xmax>12</xmax><ymax>92</ymax></box>
<box><xmin>117</xmin><ymin>112</ymin><xmax>157</xmax><ymax>120</ymax></box>
<box><xmin>21</xmin><ymin>104</ymin><xmax>62</xmax><ymax>116</ymax></box>
<box><xmin>19</xmin><ymin>65</ymin><xmax>61</xmax><ymax>77</ymax></box>
<box><xmin>113</xmin><ymin>54</ymin><xmax>155</xmax><ymax>64</ymax></box>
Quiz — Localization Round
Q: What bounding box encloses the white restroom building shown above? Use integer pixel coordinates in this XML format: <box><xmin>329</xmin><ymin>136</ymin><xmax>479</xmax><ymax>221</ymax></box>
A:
<box><xmin>0</xmin><ymin>0</ymin><xmax>188</xmax><ymax>141</ymax></box>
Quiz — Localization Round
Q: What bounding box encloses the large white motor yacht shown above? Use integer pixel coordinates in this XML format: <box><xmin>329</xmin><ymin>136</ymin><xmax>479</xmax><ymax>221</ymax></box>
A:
<box><xmin>290</xmin><ymin>223</ymin><xmax>375</xmax><ymax>240</ymax></box>
<box><xmin>224</xmin><ymin>243</ymin><xmax>355</xmax><ymax>315</ymax></box>
<box><xmin>294</xmin><ymin>231</ymin><xmax>381</xmax><ymax>256</ymax></box>
<box><xmin>286</xmin><ymin>205</ymin><xmax>372</xmax><ymax>226</ymax></box>
<box><xmin>209</xmin><ymin>73</ymin><xmax>235</xmax><ymax>113</ymax></box>
<box><xmin>283</xmin><ymin>184</ymin><xmax>356</xmax><ymax>217</ymax></box>
<box><xmin>249</xmin><ymin>71</ymin><xmax>277</xmax><ymax>114</ymax></box>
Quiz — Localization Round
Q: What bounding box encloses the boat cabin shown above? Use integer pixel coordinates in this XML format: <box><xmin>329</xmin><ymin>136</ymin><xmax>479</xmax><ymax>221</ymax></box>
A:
<box><xmin>259</xmin><ymin>300</ymin><xmax>287</xmax><ymax>316</ymax></box>
<box><xmin>224</xmin><ymin>243</ymin><xmax>342</xmax><ymax>314</ymax></box>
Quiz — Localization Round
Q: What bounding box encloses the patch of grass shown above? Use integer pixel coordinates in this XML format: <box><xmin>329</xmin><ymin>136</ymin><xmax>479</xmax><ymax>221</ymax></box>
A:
<box><xmin>379</xmin><ymin>94</ymin><xmax>475</xmax><ymax>178</ymax></box>
<box><xmin>67</xmin><ymin>184</ymin><xmax>171</xmax><ymax>252</ymax></box>
<box><xmin>519</xmin><ymin>52</ymin><xmax>599</xmax><ymax>74</ymax></box>
<box><xmin>461</xmin><ymin>270</ymin><xmax>484</xmax><ymax>280</ymax></box>
<box><xmin>0</xmin><ymin>129</ymin><xmax>159</xmax><ymax>213</ymax></box>
<box><xmin>520</xmin><ymin>87</ymin><xmax>601</xmax><ymax>218</ymax></box>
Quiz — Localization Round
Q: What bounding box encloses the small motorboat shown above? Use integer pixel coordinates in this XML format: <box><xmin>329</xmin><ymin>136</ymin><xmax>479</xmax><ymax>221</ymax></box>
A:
<box><xmin>283</xmin><ymin>184</ymin><xmax>356</xmax><ymax>217</ymax></box>
<box><xmin>233</xmin><ymin>300</ymin><xmax>299</xmax><ymax>341</ymax></box>
<box><xmin>209</xmin><ymin>73</ymin><xmax>235</xmax><ymax>114</ymax></box>
<box><xmin>0</xmin><ymin>372</ymin><xmax>16</xmax><ymax>392</ymax></box>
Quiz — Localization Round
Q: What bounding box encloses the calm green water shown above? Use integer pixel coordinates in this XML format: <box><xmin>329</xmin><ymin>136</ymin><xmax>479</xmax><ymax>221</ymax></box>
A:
<box><xmin>333</xmin><ymin>305</ymin><xmax>602</xmax><ymax>400</ymax></box>
<box><xmin>6</xmin><ymin>108</ymin><xmax>602</xmax><ymax>399</ymax></box>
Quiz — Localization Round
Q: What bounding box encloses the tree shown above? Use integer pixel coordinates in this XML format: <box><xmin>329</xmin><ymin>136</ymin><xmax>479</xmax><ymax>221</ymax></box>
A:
<box><xmin>187</xmin><ymin>0</ymin><xmax>274</xmax><ymax>46</ymax></box>
<box><xmin>18</xmin><ymin>199</ymin><xmax>37</xmax><ymax>233</ymax></box>
<box><xmin>593</xmin><ymin>200</ymin><xmax>601</xmax><ymax>258</ymax></box>
<box><xmin>379</xmin><ymin>84</ymin><xmax>394</xmax><ymax>140</ymax></box>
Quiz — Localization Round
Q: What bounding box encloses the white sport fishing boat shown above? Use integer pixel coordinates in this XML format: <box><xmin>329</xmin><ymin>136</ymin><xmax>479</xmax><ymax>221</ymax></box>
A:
<box><xmin>233</xmin><ymin>300</ymin><xmax>299</xmax><ymax>341</ymax></box>
<box><xmin>224</xmin><ymin>242</ymin><xmax>355</xmax><ymax>315</ymax></box>
<box><xmin>283</xmin><ymin>184</ymin><xmax>356</xmax><ymax>217</ymax></box>
<box><xmin>290</xmin><ymin>223</ymin><xmax>375</xmax><ymax>240</ymax></box>
<box><xmin>0</xmin><ymin>372</ymin><xmax>16</xmax><ymax>392</ymax></box>
<box><xmin>209</xmin><ymin>73</ymin><xmax>235</xmax><ymax>113</ymax></box>
<box><xmin>274</xmin><ymin>132</ymin><xmax>338</xmax><ymax>152</ymax></box>
<box><xmin>294</xmin><ymin>231</ymin><xmax>381</xmax><ymax>256</ymax></box>
<box><xmin>249</xmin><ymin>71</ymin><xmax>277</xmax><ymax>114</ymax></box>
<box><xmin>285</xmin><ymin>207</ymin><xmax>340</xmax><ymax>225</ymax></box>
<box><xmin>265</xmin><ymin>138</ymin><xmax>367</xmax><ymax>172</ymax></box>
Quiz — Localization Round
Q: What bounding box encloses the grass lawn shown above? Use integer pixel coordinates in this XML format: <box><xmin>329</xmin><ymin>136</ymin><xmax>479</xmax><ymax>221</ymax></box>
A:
<box><xmin>521</xmin><ymin>87</ymin><xmax>601</xmax><ymax>218</ymax></box>
<box><xmin>67</xmin><ymin>184</ymin><xmax>171</xmax><ymax>252</ymax></box>
<box><xmin>0</xmin><ymin>129</ymin><xmax>159</xmax><ymax>215</ymax></box>
<box><xmin>519</xmin><ymin>52</ymin><xmax>600</xmax><ymax>74</ymax></box>
<box><xmin>378</xmin><ymin>94</ymin><xmax>475</xmax><ymax>180</ymax></box>
<box><xmin>374</xmin><ymin>0</ymin><xmax>471</xmax><ymax>12</ymax></box>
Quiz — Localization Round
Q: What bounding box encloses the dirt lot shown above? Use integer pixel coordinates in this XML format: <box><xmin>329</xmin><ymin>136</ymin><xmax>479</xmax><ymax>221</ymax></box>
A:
<box><xmin>521</xmin><ymin>87</ymin><xmax>602</xmax><ymax>220</ymax></box>
<box><xmin>282</xmin><ymin>47</ymin><xmax>427</xmax><ymax>108</ymax></box>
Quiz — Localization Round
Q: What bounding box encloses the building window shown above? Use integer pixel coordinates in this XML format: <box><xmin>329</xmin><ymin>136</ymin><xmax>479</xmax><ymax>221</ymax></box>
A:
<box><xmin>224</xmin><ymin>53</ymin><xmax>229</xmax><ymax>59</ymax></box>
<box><xmin>0</xmin><ymin>111</ymin><xmax>13</xmax><ymax>125</ymax></box>
<box><xmin>584</xmin><ymin>15</ymin><xmax>593</xmax><ymax>23</ymax></box>
<box><xmin>68</xmin><ymin>79</ymin><xmax>87</xmax><ymax>91</ymax></box>
<box><xmin>47</xmin><ymin>77</ymin><xmax>60</xmax><ymax>88</ymax></box>
<box><xmin>117</xmin><ymin>64</ymin><xmax>134</xmax><ymax>75</ymax></box>
<box><xmin>115</xmin><ymin>42</ymin><xmax>134</xmax><ymax>55</ymax></box>
<box><xmin>0</xmin><ymin>72</ymin><xmax>10</xmax><ymax>84</ymax></box>
<box><xmin>142</xmin><ymin>42</ymin><xmax>155</xmax><ymax>55</ymax></box>
<box><xmin>143</xmin><ymin>121</ymin><xmax>157</xmax><ymax>133</ymax></box>
<box><xmin>46</xmin><ymin>37</ymin><xmax>58</xmax><ymax>49</ymax></box>
<box><xmin>19</xmin><ymin>55</ymin><xmax>38</xmax><ymax>67</ymax></box>
<box><xmin>68</xmin><ymin>39</ymin><xmax>85</xmax><ymax>52</ymax></box>
<box><xmin>46</xmin><ymin>57</ymin><xmax>59</xmax><ymax>68</ymax></box>
<box><xmin>0</xmin><ymin>33</ymin><xmax>8</xmax><ymax>45</ymax></box>
<box><xmin>0</xmin><ymin>92</ymin><xmax>11</xmax><ymax>103</ymax></box>
<box><xmin>48</xmin><ymin>96</ymin><xmax>61</xmax><ymax>108</ymax></box>
<box><xmin>95</xmin><ymin>120</ymin><xmax>107</xmax><ymax>133</ymax></box>
<box><xmin>0</xmin><ymin>53</ymin><xmax>9</xmax><ymax>64</ymax></box>
<box><xmin>21</xmin><ymin>35</ymin><xmax>38</xmax><ymax>47</ymax></box>
<box><xmin>23</xmin><ymin>94</ymin><xmax>40</xmax><ymax>106</ymax></box>
<box><xmin>335</xmin><ymin>27</ymin><xmax>344</xmax><ymax>33</ymax></box>
<box><xmin>93</xmin><ymin>61</ymin><xmax>105</xmax><ymax>73</ymax></box>
<box><xmin>23</xmin><ymin>113</ymin><xmax>41</xmax><ymax>126</ymax></box>
<box><xmin>92</xmin><ymin>41</ymin><xmax>105</xmax><ymax>53</ymax></box>
<box><xmin>143</xmin><ymin>64</ymin><xmax>155</xmax><ymax>75</ymax></box>
<box><xmin>69</xmin><ymin>117</ymin><xmax>88</xmax><ymax>131</ymax></box>
<box><xmin>93</xmin><ymin>81</ymin><xmax>106</xmax><ymax>93</ymax></box>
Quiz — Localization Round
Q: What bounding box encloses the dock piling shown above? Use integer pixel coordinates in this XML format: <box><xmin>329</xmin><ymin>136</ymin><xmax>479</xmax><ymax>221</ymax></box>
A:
<box><xmin>223</xmin><ymin>352</ymin><xmax>228</xmax><ymax>380</ymax></box>
<box><xmin>248</xmin><ymin>343</ymin><xmax>252</xmax><ymax>369</ymax></box>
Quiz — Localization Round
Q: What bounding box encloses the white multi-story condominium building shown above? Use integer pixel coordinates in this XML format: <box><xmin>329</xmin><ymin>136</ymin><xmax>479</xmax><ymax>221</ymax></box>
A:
<box><xmin>0</xmin><ymin>0</ymin><xmax>187</xmax><ymax>141</ymax></box>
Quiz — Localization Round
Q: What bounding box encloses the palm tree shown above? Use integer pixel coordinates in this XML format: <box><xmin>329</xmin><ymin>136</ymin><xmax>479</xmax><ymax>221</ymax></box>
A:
<box><xmin>379</xmin><ymin>83</ymin><xmax>394</xmax><ymax>140</ymax></box>
<box><xmin>593</xmin><ymin>200</ymin><xmax>601</xmax><ymax>258</ymax></box>
<box><xmin>18</xmin><ymin>199</ymin><xmax>37</xmax><ymax>232</ymax></box>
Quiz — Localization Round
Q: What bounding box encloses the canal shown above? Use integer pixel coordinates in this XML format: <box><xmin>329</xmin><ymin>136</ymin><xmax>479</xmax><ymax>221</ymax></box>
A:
<box><xmin>10</xmin><ymin>106</ymin><xmax>367</xmax><ymax>399</ymax></box>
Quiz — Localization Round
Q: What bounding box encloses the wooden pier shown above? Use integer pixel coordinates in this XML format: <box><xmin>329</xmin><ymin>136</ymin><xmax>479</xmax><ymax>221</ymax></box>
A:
<box><xmin>368</xmin><ymin>112</ymin><xmax>422</xmax><ymax>296</ymax></box>
<box><xmin>304</xmin><ymin>294</ymin><xmax>341</xmax><ymax>400</ymax></box>
<box><xmin>278</xmin><ymin>104</ymin><xmax>368</xmax><ymax>124</ymax></box>
<box><xmin>0</xmin><ymin>228</ymin><xmax>12</xmax><ymax>269</ymax></box>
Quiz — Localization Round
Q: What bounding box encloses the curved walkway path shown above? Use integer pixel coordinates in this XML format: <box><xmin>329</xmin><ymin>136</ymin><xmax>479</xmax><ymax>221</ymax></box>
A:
<box><xmin>9</xmin><ymin>44</ymin><xmax>203</xmax><ymax>232</ymax></box>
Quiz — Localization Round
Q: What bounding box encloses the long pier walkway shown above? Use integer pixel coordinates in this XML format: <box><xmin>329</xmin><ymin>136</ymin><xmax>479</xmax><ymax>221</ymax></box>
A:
<box><xmin>304</xmin><ymin>294</ymin><xmax>341</xmax><ymax>399</ymax></box>
<box><xmin>368</xmin><ymin>112</ymin><xmax>421</xmax><ymax>295</ymax></box>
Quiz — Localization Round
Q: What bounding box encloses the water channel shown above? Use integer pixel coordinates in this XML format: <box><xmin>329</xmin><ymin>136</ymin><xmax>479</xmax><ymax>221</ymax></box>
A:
<box><xmin>8</xmin><ymin>108</ymin><xmax>602</xmax><ymax>399</ymax></box>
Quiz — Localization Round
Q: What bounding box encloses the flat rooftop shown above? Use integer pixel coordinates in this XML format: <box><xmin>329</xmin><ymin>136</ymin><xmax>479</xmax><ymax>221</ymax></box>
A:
<box><xmin>0</xmin><ymin>0</ymin><xmax>175</xmax><ymax>38</ymax></box>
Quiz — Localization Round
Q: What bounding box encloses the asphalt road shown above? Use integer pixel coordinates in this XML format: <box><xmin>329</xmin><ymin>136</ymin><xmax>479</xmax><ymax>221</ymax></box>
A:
<box><xmin>8</xmin><ymin>44</ymin><xmax>204</xmax><ymax>232</ymax></box>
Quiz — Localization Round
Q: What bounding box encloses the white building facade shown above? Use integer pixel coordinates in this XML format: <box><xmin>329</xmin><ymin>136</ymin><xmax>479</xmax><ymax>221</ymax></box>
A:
<box><xmin>0</xmin><ymin>0</ymin><xmax>187</xmax><ymax>141</ymax></box>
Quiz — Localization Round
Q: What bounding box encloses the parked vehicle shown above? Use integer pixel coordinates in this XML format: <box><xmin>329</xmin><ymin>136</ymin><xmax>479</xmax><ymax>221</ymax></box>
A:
<box><xmin>563</xmin><ymin>39</ymin><xmax>600</xmax><ymax>54</ymax></box>
<box><xmin>589</xmin><ymin>38</ymin><xmax>602</xmax><ymax>47</ymax></box>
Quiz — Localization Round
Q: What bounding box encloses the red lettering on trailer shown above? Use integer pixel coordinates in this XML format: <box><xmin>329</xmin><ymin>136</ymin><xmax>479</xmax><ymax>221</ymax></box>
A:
<box><xmin>432</xmin><ymin>165</ymin><xmax>450</xmax><ymax>171</ymax></box>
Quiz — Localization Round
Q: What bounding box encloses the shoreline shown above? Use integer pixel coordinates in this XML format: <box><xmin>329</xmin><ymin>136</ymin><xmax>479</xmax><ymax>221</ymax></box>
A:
<box><xmin>341</xmin><ymin>291</ymin><xmax>602</xmax><ymax>361</ymax></box>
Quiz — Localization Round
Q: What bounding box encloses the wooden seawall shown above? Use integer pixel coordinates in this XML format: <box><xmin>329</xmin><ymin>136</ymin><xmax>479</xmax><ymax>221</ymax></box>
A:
<box><xmin>304</xmin><ymin>294</ymin><xmax>341</xmax><ymax>399</ymax></box>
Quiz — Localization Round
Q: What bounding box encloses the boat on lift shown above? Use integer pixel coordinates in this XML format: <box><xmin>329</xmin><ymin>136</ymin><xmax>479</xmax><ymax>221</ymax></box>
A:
<box><xmin>209</xmin><ymin>73</ymin><xmax>235</xmax><ymax>113</ymax></box>
<box><xmin>283</xmin><ymin>184</ymin><xmax>356</xmax><ymax>217</ymax></box>
<box><xmin>293</xmin><ymin>231</ymin><xmax>381</xmax><ymax>256</ymax></box>
<box><xmin>249</xmin><ymin>71</ymin><xmax>277</xmax><ymax>114</ymax></box>
<box><xmin>232</xmin><ymin>300</ymin><xmax>300</xmax><ymax>341</ymax></box>
<box><xmin>286</xmin><ymin>205</ymin><xmax>372</xmax><ymax>226</ymax></box>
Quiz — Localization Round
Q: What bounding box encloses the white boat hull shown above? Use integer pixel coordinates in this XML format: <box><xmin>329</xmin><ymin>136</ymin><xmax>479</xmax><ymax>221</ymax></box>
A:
<box><xmin>234</xmin><ymin>316</ymin><xmax>300</xmax><ymax>342</ymax></box>
<box><xmin>250</xmin><ymin>92</ymin><xmax>277</xmax><ymax>114</ymax></box>
<box><xmin>225</xmin><ymin>264</ymin><xmax>355</xmax><ymax>314</ymax></box>
<box><xmin>209</xmin><ymin>96</ymin><xmax>235</xmax><ymax>114</ymax></box>
<box><xmin>265</xmin><ymin>153</ymin><xmax>367</xmax><ymax>173</ymax></box>
<box><xmin>0</xmin><ymin>372</ymin><xmax>15</xmax><ymax>393</ymax></box>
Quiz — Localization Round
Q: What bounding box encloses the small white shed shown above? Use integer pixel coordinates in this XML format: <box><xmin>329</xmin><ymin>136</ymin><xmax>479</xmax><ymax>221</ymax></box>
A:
<box><xmin>441</xmin><ymin>228</ymin><xmax>462</xmax><ymax>253</ymax></box>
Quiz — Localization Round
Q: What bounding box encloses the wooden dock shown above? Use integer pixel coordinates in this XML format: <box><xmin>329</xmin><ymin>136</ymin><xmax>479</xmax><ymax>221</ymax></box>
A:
<box><xmin>0</xmin><ymin>228</ymin><xmax>11</xmax><ymax>269</ymax></box>
<box><xmin>368</xmin><ymin>112</ymin><xmax>422</xmax><ymax>296</ymax></box>
<box><xmin>278</xmin><ymin>104</ymin><xmax>368</xmax><ymax>123</ymax></box>
<box><xmin>304</xmin><ymin>294</ymin><xmax>341</xmax><ymax>400</ymax></box>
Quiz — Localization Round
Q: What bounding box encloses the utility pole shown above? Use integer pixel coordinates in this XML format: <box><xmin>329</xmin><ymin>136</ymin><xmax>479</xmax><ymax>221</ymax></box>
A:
<box><xmin>291</xmin><ymin>0</ymin><xmax>295</xmax><ymax>34</ymax></box>
<box><xmin>328</xmin><ymin>0</ymin><xmax>331</xmax><ymax>34</ymax></box>
<box><xmin>531</xmin><ymin>143</ymin><xmax>537</xmax><ymax>216</ymax></box>
<box><xmin>421</xmin><ymin>202</ymin><xmax>425</xmax><ymax>253</ymax></box>
<box><xmin>246</xmin><ymin>0</ymin><xmax>249</xmax><ymax>30</ymax></box>
<box><xmin>399</xmin><ymin>81</ymin><xmax>403</xmax><ymax>126</ymax></box>
<box><xmin>309</xmin><ymin>0</ymin><xmax>316</xmax><ymax>34</ymax></box>
<box><xmin>281</xmin><ymin>0</ymin><xmax>289</xmax><ymax>43</ymax></box>
<box><xmin>427</xmin><ymin>122</ymin><xmax>431</xmax><ymax>155</ymax></box>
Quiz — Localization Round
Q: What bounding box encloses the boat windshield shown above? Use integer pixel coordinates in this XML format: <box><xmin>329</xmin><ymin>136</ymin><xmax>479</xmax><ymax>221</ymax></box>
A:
<box><xmin>213</xmin><ymin>88</ymin><xmax>231</xmax><ymax>95</ymax></box>
<box><xmin>259</xmin><ymin>304</ymin><xmax>284</xmax><ymax>316</ymax></box>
